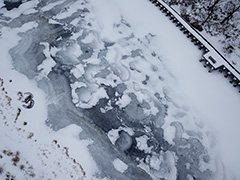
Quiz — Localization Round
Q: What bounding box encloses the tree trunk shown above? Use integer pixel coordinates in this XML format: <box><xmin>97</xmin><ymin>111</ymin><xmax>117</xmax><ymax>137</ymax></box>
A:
<box><xmin>221</xmin><ymin>5</ymin><xmax>240</xmax><ymax>25</ymax></box>
<box><xmin>201</xmin><ymin>0</ymin><xmax>221</xmax><ymax>26</ymax></box>
<box><xmin>201</xmin><ymin>14</ymin><xmax>211</xmax><ymax>26</ymax></box>
<box><xmin>208</xmin><ymin>0</ymin><xmax>221</xmax><ymax>12</ymax></box>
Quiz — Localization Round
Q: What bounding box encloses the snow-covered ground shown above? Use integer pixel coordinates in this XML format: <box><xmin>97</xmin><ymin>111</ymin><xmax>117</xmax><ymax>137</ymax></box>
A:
<box><xmin>169</xmin><ymin>3</ymin><xmax>240</xmax><ymax>72</ymax></box>
<box><xmin>1</xmin><ymin>0</ymin><xmax>240</xmax><ymax>179</ymax></box>
<box><xmin>201</xmin><ymin>30</ymin><xmax>240</xmax><ymax>70</ymax></box>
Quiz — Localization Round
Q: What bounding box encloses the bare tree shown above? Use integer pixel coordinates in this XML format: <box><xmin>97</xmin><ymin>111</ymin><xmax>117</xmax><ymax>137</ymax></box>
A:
<box><xmin>221</xmin><ymin>4</ymin><xmax>240</xmax><ymax>24</ymax></box>
<box><xmin>201</xmin><ymin>0</ymin><xmax>221</xmax><ymax>25</ymax></box>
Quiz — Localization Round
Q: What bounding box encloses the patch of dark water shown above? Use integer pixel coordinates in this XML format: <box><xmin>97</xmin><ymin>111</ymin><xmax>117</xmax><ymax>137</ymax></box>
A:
<box><xmin>4</xmin><ymin>0</ymin><xmax>22</xmax><ymax>11</ymax></box>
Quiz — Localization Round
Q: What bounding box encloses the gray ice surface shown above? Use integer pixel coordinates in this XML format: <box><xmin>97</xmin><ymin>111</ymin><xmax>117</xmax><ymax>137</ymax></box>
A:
<box><xmin>1</xmin><ymin>0</ymin><xmax>224</xmax><ymax>179</ymax></box>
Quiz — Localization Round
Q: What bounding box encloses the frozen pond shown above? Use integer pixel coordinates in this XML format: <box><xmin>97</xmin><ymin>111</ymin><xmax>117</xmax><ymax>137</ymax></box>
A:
<box><xmin>0</xmin><ymin>0</ymin><xmax>240</xmax><ymax>179</ymax></box>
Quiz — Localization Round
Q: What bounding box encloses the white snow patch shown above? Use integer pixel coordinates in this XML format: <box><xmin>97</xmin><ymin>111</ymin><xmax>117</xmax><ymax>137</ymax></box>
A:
<box><xmin>41</xmin><ymin>0</ymin><xmax>64</xmax><ymax>12</ymax></box>
<box><xmin>71</xmin><ymin>64</ymin><xmax>85</xmax><ymax>79</ymax></box>
<box><xmin>107</xmin><ymin>127</ymin><xmax>134</xmax><ymax>145</ymax></box>
<box><xmin>90</xmin><ymin>0</ymin><xmax>122</xmax><ymax>41</ymax></box>
<box><xmin>136</xmin><ymin>135</ymin><xmax>152</xmax><ymax>153</ymax></box>
<box><xmin>148</xmin><ymin>151</ymin><xmax>178</xmax><ymax>180</ymax></box>
<box><xmin>107</xmin><ymin>129</ymin><xmax>120</xmax><ymax>144</ymax></box>
<box><xmin>36</xmin><ymin>42</ymin><xmax>56</xmax><ymax>80</ymax></box>
<box><xmin>72</xmin><ymin>84</ymin><xmax>109</xmax><ymax>109</ymax></box>
<box><xmin>48</xmin><ymin>19</ymin><xmax>63</xmax><ymax>25</ymax></box>
<box><xmin>116</xmin><ymin>93</ymin><xmax>131</xmax><ymax>108</ymax></box>
<box><xmin>70</xmin><ymin>81</ymin><xmax>87</xmax><ymax>104</ymax></box>
<box><xmin>162</xmin><ymin>120</ymin><xmax>176</xmax><ymax>145</ymax></box>
<box><xmin>113</xmin><ymin>158</ymin><xmax>128</xmax><ymax>173</ymax></box>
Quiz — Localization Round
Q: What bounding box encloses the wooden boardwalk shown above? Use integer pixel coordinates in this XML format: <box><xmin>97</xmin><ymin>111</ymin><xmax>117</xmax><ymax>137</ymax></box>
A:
<box><xmin>149</xmin><ymin>0</ymin><xmax>240</xmax><ymax>91</ymax></box>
